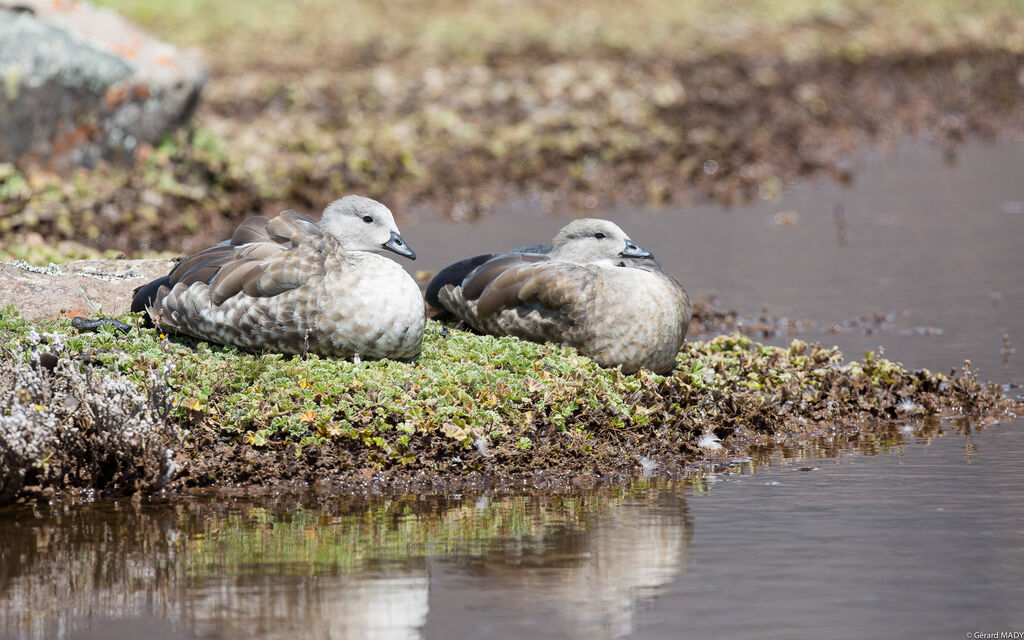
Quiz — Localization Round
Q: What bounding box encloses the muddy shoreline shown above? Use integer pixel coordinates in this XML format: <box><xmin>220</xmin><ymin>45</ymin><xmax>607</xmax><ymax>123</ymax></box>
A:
<box><xmin>166</xmin><ymin>410</ymin><xmax>1016</xmax><ymax>501</ymax></box>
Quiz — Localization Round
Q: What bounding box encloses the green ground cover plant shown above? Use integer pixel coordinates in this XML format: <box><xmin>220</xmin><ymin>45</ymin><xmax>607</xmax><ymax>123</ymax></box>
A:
<box><xmin>0</xmin><ymin>307</ymin><xmax>1008</xmax><ymax>503</ymax></box>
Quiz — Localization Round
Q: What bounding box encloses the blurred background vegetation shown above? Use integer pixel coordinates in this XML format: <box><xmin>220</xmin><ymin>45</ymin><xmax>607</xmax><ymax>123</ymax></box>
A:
<box><xmin>96</xmin><ymin>0</ymin><xmax>1024</xmax><ymax>64</ymax></box>
<box><xmin>2</xmin><ymin>0</ymin><xmax>1023</xmax><ymax>262</ymax></box>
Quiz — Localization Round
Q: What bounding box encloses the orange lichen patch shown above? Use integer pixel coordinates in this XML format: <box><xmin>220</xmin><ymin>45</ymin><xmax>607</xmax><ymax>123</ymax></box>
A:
<box><xmin>51</xmin><ymin>0</ymin><xmax>83</xmax><ymax>12</ymax></box>
<box><xmin>132</xmin><ymin>84</ymin><xmax>151</xmax><ymax>100</ymax></box>
<box><xmin>156</xmin><ymin>55</ymin><xmax>178</xmax><ymax>69</ymax></box>
<box><xmin>50</xmin><ymin>125</ymin><xmax>97</xmax><ymax>156</ymax></box>
<box><xmin>136</xmin><ymin>142</ymin><xmax>153</xmax><ymax>162</ymax></box>
<box><xmin>60</xmin><ymin>308</ymin><xmax>94</xmax><ymax>319</ymax></box>
<box><xmin>109</xmin><ymin>37</ymin><xmax>143</xmax><ymax>60</ymax></box>
<box><xmin>104</xmin><ymin>86</ymin><xmax>128</xmax><ymax>109</ymax></box>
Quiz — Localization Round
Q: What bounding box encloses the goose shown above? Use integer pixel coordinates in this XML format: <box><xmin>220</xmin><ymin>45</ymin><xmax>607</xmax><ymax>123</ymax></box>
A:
<box><xmin>425</xmin><ymin>228</ymin><xmax>663</xmax><ymax>311</ymax></box>
<box><xmin>132</xmin><ymin>196</ymin><xmax>425</xmax><ymax>361</ymax></box>
<box><xmin>430</xmin><ymin>219</ymin><xmax>690</xmax><ymax>374</ymax></box>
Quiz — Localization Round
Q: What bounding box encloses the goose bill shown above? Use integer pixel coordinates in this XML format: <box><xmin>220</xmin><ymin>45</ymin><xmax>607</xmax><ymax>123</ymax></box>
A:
<box><xmin>620</xmin><ymin>240</ymin><xmax>654</xmax><ymax>258</ymax></box>
<box><xmin>384</xmin><ymin>231</ymin><xmax>417</xmax><ymax>260</ymax></box>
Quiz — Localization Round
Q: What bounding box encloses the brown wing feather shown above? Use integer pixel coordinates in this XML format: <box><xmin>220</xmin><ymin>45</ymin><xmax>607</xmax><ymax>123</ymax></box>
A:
<box><xmin>209</xmin><ymin>259</ymin><xmax>269</xmax><ymax>305</ymax></box>
<box><xmin>240</xmin><ymin>242</ymin><xmax>329</xmax><ymax>299</ymax></box>
<box><xmin>229</xmin><ymin>210</ymin><xmax>322</xmax><ymax>248</ymax></box>
<box><xmin>229</xmin><ymin>216</ymin><xmax>272</xmax><ymax>245</ymax></box>
<box><xmin>475</xmin><ymin>265</ymin><xmax>541</xmax><ymax>318</ymax></box>
<box><xmin>167</xmin><ymin>246</ymin><xmax>237</xmax><ymax>287</ymax></box>
<box><xmin>176</xmin><ymin>263</ymin><xmax>226</xmax><ymax>290</ymax></box>
<box><xmin>461</xmin><ymin>252</ymin><xmax>549</xmax><ymax>300</ymax></box>
<box><xmin>265</xmin><ymin>210</ymin><xmax>322</xmax><ymax>245</ymax></box>
<box><xmin>234</xmin><ymin>242</ymin><xmax>286</xmax><ymax>261</ymax></box>
<box><xmin>207</xmin><ymin>241</ymin><xmax>290</xmax><ymax>304</ymax></box>
<box><xmin>476</xmin><ymin>262</ymin><xmax>596</xmax><ymax>319</ymax></box>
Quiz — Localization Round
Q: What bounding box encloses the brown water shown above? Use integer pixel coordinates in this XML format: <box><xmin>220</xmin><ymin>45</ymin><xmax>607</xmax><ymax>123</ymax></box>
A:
<box><xmin>409</xmin><ymin>141</ymin><xmax>1024</xmax><ymax>387</ymax></box>
<box><xmin>2</xmin><ymin>141</ymin><xmax>1023</xmax><ymax>639</ymax></box>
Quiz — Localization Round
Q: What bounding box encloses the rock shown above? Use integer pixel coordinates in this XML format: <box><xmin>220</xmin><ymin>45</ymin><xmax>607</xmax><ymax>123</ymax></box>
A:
<box><xmin>0</xmin><ymin>0</ymin><xmax>206</xmax><ymax>171</ymax></box>
<box><xmin>0</xmin><ymin>258</ymin><xmax>175</xmax><ymax>320</ymax></box>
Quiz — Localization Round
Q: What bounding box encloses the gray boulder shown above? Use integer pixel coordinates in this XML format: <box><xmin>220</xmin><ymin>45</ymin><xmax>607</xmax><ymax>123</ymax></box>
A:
<box><xmin>0</xmin><ymin>0</ymin><xmax>206</xmax><ymax>170</ymax></box>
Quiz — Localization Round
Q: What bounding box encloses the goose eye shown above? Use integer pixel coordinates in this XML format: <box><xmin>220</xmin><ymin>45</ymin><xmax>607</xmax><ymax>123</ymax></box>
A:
<box><xmin>594</xmin><ymin>232</ymin><xmax>606</xmax><ymax>239</ymax></box>
<box><xmin>362</xmin><ymin>215</ymin><xmax>374</xmax><ymax>223</ymax></box>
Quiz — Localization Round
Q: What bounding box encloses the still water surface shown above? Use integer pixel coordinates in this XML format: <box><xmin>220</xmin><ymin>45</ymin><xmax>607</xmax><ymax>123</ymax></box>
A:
<box><xmin>1</xmin><ymin>141</ymin><xmax>1022</xmax><ymax>638</ymax></box>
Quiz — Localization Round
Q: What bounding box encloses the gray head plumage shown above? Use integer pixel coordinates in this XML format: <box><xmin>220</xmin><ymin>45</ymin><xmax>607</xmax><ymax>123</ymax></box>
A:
<box><xmin>548</xmin><ymin>218</ymin><xmax>653</xmax><ymax>264</ymax></box>
<box><xmin>319</xmin><ymin>195</ymin><xmax>416</xmax><ymax>259</ymax></box>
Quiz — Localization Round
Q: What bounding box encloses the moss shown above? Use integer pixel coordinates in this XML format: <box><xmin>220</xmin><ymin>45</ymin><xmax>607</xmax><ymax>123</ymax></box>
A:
<box><xmin>0</xmin><ymin>307</ymin><xmax>1010</xmax><ymax>501</ymax></box>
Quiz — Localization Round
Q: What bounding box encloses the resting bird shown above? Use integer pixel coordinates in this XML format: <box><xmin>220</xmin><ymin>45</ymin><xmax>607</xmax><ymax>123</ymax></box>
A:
<box><xmin>132</xmin><ymin>196</ymin><xmax>425</xmax><ymax>361</ymax></box>
<box><xmin>429</xmin><ymin>219</ymin><xmax>691</xmax><ymax>374</ymax></box>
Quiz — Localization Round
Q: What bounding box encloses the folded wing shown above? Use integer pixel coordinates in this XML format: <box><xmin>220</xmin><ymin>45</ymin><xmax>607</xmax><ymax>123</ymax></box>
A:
<box><xmin>440</xmin><ymin>254</ymin><xmax>599</xmax><ymax>346</ymax></box>
<box><xmin>147</xmin><ymin>210</ymin><xmax>332</xmax><ymax>323</ymax></box>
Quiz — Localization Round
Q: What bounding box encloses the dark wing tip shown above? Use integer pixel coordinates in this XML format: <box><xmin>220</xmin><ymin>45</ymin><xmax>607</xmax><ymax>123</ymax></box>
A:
<box><xmin>131</xmin><ymin>275</ymin><xmax>171</xmax><ymax>314</ymax></box>
<box><xmin>462</xmin><ymin>252</ymin><xmax>548</xmax><ymax>301</ymax></box>
<box><xmin>425</xmin><ymin>254</ymin><xmax>495</xmax><ymax>308</ymax></box>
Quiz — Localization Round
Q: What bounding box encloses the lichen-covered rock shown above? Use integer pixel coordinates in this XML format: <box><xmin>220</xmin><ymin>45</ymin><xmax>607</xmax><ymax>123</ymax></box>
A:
<box><xmin>0</xmin><ymin>326</ymin><xmax>176</xmax><ymax>504</ymax></box>
<box><xmin>0</xmin><ymin>257</ymin><xmax>175</xmax><ymax>320</ymax></box>
<box><xmin>0</xmin><ymin>0</ymin><xmax>206</xmax><ymax>170</ymax></box>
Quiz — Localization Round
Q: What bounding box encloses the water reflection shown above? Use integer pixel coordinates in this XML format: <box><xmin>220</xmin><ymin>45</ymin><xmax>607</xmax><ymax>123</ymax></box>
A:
<box><xmin>0</xmin><ymin>485</ymin><xmax>692</xmax><ymax>640</ymax></box>
<box><xmin>0</xmin><ymin>418</ymin><xmax>1016</xmax><ymax>639</ymax></box>
<box><xmin>433</xmin><ymin>492</ymin><xmax>691</xmax><ymax>639</ymax></box>
<box><xmin>0</xmin><ymin>419</ymin><xmax>994</xmax><ymax>639</ymax></box>
<box><xmin>179</xmin><ymin>571</ymin><xmax>429</xmax><ymax>640</ymax></box>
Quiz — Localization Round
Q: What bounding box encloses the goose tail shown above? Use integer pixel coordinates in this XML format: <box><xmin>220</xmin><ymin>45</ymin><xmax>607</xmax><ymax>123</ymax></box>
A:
<box><xmin>131</xmin><ymin>275</ymin><xmax>171</xmax><ymax>315</ymax></box>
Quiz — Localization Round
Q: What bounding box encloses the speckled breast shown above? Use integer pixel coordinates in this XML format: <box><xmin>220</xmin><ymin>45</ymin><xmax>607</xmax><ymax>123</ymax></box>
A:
<box><xmin>312</xmin><ymin>253</ymin><xmax>426</xmax><ymax>360</ymax></box>
<box><xmin>585</xmin><ymin>267</ymin><xmax>691</xmax><ymax>375</ymax></box>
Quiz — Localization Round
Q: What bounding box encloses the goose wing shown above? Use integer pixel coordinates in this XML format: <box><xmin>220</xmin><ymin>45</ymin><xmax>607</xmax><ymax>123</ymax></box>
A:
<box><xmin>474</xmin><ymin>260</ymin><xmax>598</xmax><ymax>321</ymax></box>
<box><xmin>156</xmin><ymin>210</ymin><xmax>328</xmax><ymax>306</ymax></box>
<box><xmin>425</xmin><ymin>242</ymin><xmax>556</xmax><ymax>310</ymax></box>
<box><xmin>459</xmin><ymin>252</ymin><xmax>549</xmax><ymax>301</ymax></box>
<box><xmin>439</xmin><ymin>256</ymin><xmax>598</xmax><ymax>344</ymax></box>
<box><xmin>425</xmin><ymin>253</ymin><xmax>495</xmax><ymax>309</ymax></box>
<box><xmin>224</xmin><ymin>209</ymin><xmax>322</xmax><ymax>245</ymax></box>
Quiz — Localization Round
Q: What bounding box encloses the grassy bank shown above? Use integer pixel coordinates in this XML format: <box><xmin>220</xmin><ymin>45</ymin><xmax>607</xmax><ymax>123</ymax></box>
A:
<box><xmin>2</xmin><ymin>0</ymin><xmax>1024</xmax><ymax>259</ymax></box>
<box><xmin>0</xmin><ymin>307</ymin><xmax>1009</xmax><ymax>503</ymax></box>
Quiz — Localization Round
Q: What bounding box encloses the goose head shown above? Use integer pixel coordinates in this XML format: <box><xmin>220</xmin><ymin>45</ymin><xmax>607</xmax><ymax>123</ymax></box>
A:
<box><xmin>548</xmin><ymin>218</ymin><xmax>654</xmax><ymax>264</ymax></box>
<box><xmin>319</xmin><ymin>195</ymin><xmax>416</xmax><ymax>259</ymax></box>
